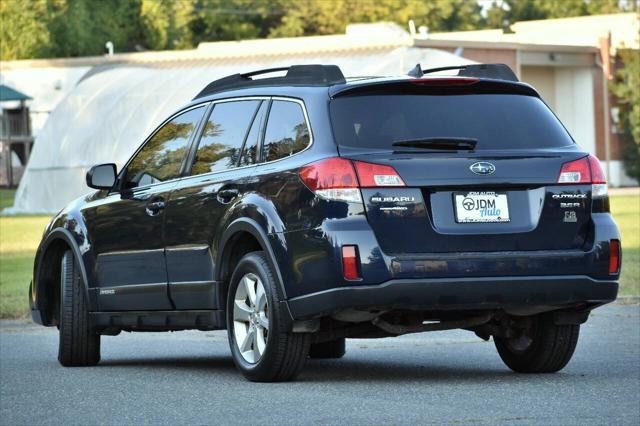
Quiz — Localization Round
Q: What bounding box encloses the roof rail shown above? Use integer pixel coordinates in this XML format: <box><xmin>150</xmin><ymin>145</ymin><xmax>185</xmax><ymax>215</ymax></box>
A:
<box><xmin>194</xmin><ymin>65</ymin><xmax>346</xmax><ymax>99</ymax></box>
<box><xmin>407</xmin><ymin>63</ymin><xmax>519</xmax><ymax>82</ymax></box>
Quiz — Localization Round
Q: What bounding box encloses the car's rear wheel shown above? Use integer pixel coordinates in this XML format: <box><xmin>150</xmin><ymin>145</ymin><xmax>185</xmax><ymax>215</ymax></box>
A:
<box><xmin>58</xmin><ymin>250</ymin><xmax>100</xmax><ymax>366</ymax></box>
<box><xmin>494</xmin><ymin>314</ymin><xmax>579</xmax><ymax>373</ymax></box>
<box><xmin>309</xmin><ymin>338</ymin><xmax>346</xmax><ymax>359</ymax></box>
<box><xmin>226</xmin><ymin>251</ymin><xmax>310</xmax><ymax>382</ymax></box>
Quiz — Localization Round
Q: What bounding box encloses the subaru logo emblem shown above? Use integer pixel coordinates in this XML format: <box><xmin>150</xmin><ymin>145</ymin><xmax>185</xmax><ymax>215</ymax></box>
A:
<box><xmin>470</xmin><ymin>162</ymin><xmax>495</xmax><ymax>175</ymax></box>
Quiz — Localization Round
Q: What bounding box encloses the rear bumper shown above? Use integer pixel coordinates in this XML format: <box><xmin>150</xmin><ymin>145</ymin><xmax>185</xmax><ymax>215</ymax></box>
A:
<box><xmin>287</xmin><ymin>275</ymin><xmax>618</xmax><ymax>320</ymax></box>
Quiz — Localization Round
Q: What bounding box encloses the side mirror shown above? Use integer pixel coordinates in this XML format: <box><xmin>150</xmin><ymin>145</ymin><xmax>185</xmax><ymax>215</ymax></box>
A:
<box><xmin>86</xmin><ymin>163</ymin><xmax>117</xmax><ymax>190</ymax></box>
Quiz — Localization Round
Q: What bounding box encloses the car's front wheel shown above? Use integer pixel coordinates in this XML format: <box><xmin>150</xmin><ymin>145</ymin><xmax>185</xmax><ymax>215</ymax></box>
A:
<box><xmin>58</xmin><ymin>250</ymin><xmax>100</xmax><ymax>366</ymax></box>
<box><xmin>494</xmin><ymin>314</ymin><xmax>579</xmax><ymax>373</ymax></box>
<box><xmin>226</xmin><ymin>251</ymin><xmax>310</xmax><ymax>382</ymax></box>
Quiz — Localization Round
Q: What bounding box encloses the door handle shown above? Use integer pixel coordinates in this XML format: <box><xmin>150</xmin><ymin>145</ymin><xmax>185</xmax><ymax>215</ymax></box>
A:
<box><xmin>217</xmin><ymin>188</ymin><xmax>239</xmax><ymax>203</ymax></box>
<box><xmin>145</xmin><ymin>199</ymin><xmax>166</xmax><ymax>216</ymax></box>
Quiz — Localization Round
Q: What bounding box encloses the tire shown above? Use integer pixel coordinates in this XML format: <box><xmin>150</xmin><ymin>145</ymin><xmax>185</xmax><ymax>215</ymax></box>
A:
<box><xmin>58</xmin><ymin>250</ymin><xmax>100</xmax><ymax>366</ymax></box>
<box><xmin>309</xmin><ymin>338</ymin><xmax>346</xmax><ymax>359</ymax></box>
<box><xmin>226</xmin><ymin>251</ymin><xmax>310</xmax><ymax>382</ymax></box>
<box><xmin>494</xmin><ymin>314</ymin><xmax>579</xmax><ymax>373</ymax></box>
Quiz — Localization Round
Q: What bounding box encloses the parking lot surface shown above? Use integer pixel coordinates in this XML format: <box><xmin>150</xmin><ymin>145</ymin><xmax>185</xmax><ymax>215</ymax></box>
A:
<box><xmin>1</xmin><ymin>304</ymin><xmax>638</xmax><ymax>425</ymax></box>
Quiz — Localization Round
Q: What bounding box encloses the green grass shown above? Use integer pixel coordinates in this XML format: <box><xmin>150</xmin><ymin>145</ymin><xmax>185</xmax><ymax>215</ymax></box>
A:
<box><xmin>0</xmin><ymin>188</ymin><xmax>16</xmax><ymax>210</ymax></box>
<box><xmin>0</xmin><ymin>215</ymin><xmax>51</xmax><ymax>318</ymax></box>
<box><xmin>610</xmin><ymin>195</ymin><xmax>640</xmax><ymax>296</ymax></box>
<box><xmin>0</xmin><ymin>191</ymin><xmax>638</xmax><ymax>318</ymax></box>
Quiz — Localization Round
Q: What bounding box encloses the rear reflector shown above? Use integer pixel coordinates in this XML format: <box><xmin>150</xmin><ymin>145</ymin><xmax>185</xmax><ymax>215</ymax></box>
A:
<box><xmin>342</xmin><ymin>246</ymin><xmax>360</xmax><ymax>280</ymax></box>
<box><xmin>609</xmin><ymin>239</ymin><xmax>620</xmax><ymax>274</ymax></box>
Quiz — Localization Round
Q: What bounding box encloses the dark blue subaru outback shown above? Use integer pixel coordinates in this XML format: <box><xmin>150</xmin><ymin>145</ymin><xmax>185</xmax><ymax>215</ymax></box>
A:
<box><xmin>29</xmin><ymin>64</ymin><xmax>620</xmax><ymax>382</ymax></box>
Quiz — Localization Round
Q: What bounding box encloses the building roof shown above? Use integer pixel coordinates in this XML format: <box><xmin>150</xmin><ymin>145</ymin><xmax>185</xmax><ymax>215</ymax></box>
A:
<box><xmin>3</xmin><ymin>15</ymin><xmax>632</xmax><ymax>72</ymax></box>
<box><xmin>0</xmin><ymin>84</ymin><xmax>32</xmax><ymax>101</ymax></box>
<box><xmin>428</xmin><ymin>13</ymin><xmax>639</xmax><ymax>53</ymax></box>
<box><xmin>0</xmin><ymin>23</ymin><xmax>412</xmax><ymax>70</ymax></box>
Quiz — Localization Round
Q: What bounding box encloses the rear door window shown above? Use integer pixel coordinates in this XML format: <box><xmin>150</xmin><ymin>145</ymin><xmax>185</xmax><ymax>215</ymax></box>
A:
<box><xmin>191</xmin><ymin>100</ymin><xmax>261</xmax><ymax>175</ymax></box>
<box><xmin>330</xmin><ymin>94</ymin><xmax>574</xmax><ymax>151</ymax></box>
<box><xmin>262</xmin><ymin>100</ymin><xmax>310</xmax><ymax>162</ymax></box>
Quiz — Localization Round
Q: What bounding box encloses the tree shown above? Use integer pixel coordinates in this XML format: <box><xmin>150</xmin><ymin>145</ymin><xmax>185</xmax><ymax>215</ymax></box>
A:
<box><xmin>188</xmin><ymin>0</ymin><xmax>283</xmax><ymax>45</ymax></box>
<box><xmin>139</xmin><ymin>0</ymin><xmax>193</xmax><ymax>50</ymax></box>
<box><xmin>1</xmin><ymin>0</ymin><xmax>638</xmax><ymax>61</ymax></box>
<box><xmin>610</xmin><ymin>48</ymin><xmax>640</xmax><ymax>182</ymax></box>
<box><xmin>47</xmin><ymin>0</ymin><xmax>143</xmax><ymax>57</ymax></box>
<box><xmin>0</xmin><ymin>0</ymin><xmax>52</xmax><ymax>60</ymax></box>
<box><xmin>267</xmin><ymin>0</ymin><xmax>485</xmax><ymax>38</ymax></box>
<box><xmin>484</xmin><ymin>0</ymin><xmax>637</xmax><ymax>28</ymax></box>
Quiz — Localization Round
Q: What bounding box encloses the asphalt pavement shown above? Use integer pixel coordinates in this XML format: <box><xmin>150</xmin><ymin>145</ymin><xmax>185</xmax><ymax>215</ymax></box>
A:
<box><xmin>1</xmin><ymin>304</ymin><xmax>639</xmax><ymax>425</ymax></box>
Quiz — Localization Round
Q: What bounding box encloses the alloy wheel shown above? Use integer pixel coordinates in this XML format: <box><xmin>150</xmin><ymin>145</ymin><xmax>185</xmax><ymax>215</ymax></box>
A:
<box><xmin>233</xmin><ymin>273</ymin><xmax>269</xmax><ymax>363</ymax></box>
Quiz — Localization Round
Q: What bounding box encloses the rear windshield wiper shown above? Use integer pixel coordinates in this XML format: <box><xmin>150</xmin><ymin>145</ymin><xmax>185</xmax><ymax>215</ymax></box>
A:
<box><xmin>392</xmin><ymin>137</ymin><xmax>477</xmax><ymax>151</ymax></box>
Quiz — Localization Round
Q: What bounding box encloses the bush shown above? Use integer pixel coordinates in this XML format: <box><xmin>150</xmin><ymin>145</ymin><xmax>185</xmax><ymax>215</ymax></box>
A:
<box><xmin>610</xmin><ymin>48</ymin><xmax>640</xmax><ymax>183</ymax></box>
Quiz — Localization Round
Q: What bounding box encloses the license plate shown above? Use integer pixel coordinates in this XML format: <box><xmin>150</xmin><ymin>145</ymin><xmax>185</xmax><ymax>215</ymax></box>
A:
<box><xmin>454</xmin><ymin>191</ymin><xmax>510</xmax><ymax>223</ymax></box>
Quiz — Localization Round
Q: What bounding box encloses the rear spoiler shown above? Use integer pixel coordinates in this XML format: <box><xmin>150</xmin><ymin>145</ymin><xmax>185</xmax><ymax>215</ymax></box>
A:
<box><xmin>329</xmin><ymin>78</ymin><xmax>540</xmax><ymax>99</ymax></box>
<box><xmin>407</xmin><ymin>63</ymin><xmax>519</xmax><ymax>82</ymax></box>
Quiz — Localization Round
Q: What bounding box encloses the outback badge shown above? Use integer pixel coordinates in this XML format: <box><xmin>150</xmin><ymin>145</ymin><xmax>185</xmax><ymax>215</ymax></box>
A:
<box><xmin>470</xmin><ymin>161</ymin><xmax>496</xmax><ymax>175</ymax></box>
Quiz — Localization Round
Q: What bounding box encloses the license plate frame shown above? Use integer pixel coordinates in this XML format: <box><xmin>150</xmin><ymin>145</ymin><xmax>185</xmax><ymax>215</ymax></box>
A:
<box><xmin>454</xmin><ymin>191</ymin><xmax>510</xmax><ymax>223</ymax></box>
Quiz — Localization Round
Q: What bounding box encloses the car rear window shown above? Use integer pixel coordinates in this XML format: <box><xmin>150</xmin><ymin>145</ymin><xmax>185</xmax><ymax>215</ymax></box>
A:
<box><xmin>329</xmin><ymin>94</ymin><xmax>574</xmax><ymax>150</ymax></box>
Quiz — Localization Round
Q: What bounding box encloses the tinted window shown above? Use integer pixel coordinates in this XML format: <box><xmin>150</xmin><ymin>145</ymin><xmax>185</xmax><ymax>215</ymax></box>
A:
<box><xmin>239</xmin><ymin>101</ymin><xmax>268</xmax><ymax>167</ymax></box>
<box><xmin>262</xmin><ymin>101</ymin><xmax>310</xmax><ymax>162</ymax></box>
<box><xmin>330</xmin><ymin>94</ymin><xmax>574</xmax><ymax>150</ymax></box>
<box><xmin>191</xmin><ymin>100</ymin><xmax>260</xmax><ymax>175</ymax></box>
<box><xmin>125</xmin><ymin>106</ymin><xmax>205</xmax><ymax>188</ymax></box>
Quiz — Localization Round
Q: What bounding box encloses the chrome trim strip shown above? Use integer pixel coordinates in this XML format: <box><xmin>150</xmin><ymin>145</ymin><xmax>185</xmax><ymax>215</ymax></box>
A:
<box><xmin>97</xmin><ymin>282</ymin><xmax>166</xmax><ymax>290</ymax></box>
<box><xmin>165</xmin><ymin>245</ymin><xmax>210</xmax><ymax>252</ymax></box>
<box><xmin>97</xmin><ymin>248</ymin><xmax>165</xmax><ymax>258</ymax></box>
<box><xmin>168</xmin><ymin>280</ymin><xmax>217</xmax><ymax>285</ymax></box>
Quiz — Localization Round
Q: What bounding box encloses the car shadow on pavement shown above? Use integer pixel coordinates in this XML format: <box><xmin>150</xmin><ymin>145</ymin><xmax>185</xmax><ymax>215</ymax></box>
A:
<box><xmin>301</xmin><ymin>358</ymin><xmax>520</xmax><ymax>383</ymax></box>
<box><xmin>97</xmin><ymin>354</ymin><xmax>552</xmax><ymax>383</ymax></box>
<box><xmin>99</xmin><ymin>355</ymin><xmax>236</xmax><ymax>371</ymax></box>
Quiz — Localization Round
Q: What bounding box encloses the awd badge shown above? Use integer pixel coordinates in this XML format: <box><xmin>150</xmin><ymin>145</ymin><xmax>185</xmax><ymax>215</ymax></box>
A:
<box><xmin>563</xmin><ymin>211</ymin><xmax>577</xmax><ymax>223</ymax></box>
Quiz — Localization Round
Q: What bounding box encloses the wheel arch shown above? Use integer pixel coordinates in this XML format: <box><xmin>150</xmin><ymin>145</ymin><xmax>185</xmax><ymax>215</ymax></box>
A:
<box><xmin>34</xmin><ymin>228</ymin><xmax>91</xmax><ymax>325</ymax></box>
<box><xmin>216</xmin><ymin>218</ymin><xmax>288</xmax><ymax>303</ymax></box>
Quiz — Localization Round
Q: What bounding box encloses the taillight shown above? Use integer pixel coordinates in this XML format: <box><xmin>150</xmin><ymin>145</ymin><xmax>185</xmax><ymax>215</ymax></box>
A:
<box><xmin>342</xmin><ymin>245</ymin><xmax>361</xmax><ymax>280</ymax></box>
<box><xmin>299</xmin><ymin>157</ymin><xmax>405</xmax><ymax>202</ymax></box>
<box><xmin>588</xmin><ymin>155</ymin><xmax>608</xmax><ymax>200</ymax></box>
<box><xmin>609</xmin><ymin>239</ymin><xmax>620</xmax><ymax>274</ymax></box>
<box><xmin>299</xmin><ymin>157</ymin><xmax>361</xmax><ymax>202</ymax></box>
<box><xmin>558</xmin><ymin>154</ymin><xmax>606</xmax><ymax>184</ymax></box>
<box><xmin>353</xmin><ymin>161</ymin><xmax>405</xmax><ymax>187</ymax></box>
<box><xmin>558</xmin><ymin>156</ymin><xmax>591</xmax><ymax>184</ymax></box>
<box><xmin>588</xmin><ymin>155</ymin><xmax>606</xmax><ymax>184</ymax></box>
<box><xmin>558</xmin><ymin>154</ymin><xmax>609</xmax><ymax>203</ymax></box>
